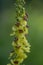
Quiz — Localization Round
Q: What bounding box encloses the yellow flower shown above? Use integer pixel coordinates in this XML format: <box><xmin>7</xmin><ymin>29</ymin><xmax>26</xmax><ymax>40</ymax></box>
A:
<box><xmin>20</xmin><ymin>20</ymin><xmax>27</xmax><ymax>26</ymax></box>
<box><xmin>7</xmin><ymin>63</ymin><xmax>11</xmax><ymax>65</ymax></box>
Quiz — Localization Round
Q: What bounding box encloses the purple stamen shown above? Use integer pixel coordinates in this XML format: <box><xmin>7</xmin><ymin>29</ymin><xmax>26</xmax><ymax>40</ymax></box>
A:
<box><xmin>15</xmin><ymin>22</ymin><xmax>20</xmax><ymax>27</ymax></box>
<box><xmin>14</xmin><ymin>37</ymin><xmax>18</xmax><ymax>42</ymax></box>
<box><xmin>19</xmin><ymin>29</ymin><xmax>23</xmax><ymax>33</ymax></box>
<box><xmin>23</xmin><ymin>15</ymin><xmax>28</xmax><ymax>21</ymax></box>
<box><xmin>14</xmin><ymin>61</ymin><xmax>18</xmax><ymax>64</ymax></box>
<box><xmin>26</xmin><ymin>25</ymin><xmax>29</xmax><ymax>28</ymax></box>
<box><xmin>26</xmin><ymin>13</ymin><xmax>28</xmax><ymax>18</ymax></box>
<box><xmin>16</xmin><ymin>45</ymin><xmax>21</xmax><ymax>49</ymax></box>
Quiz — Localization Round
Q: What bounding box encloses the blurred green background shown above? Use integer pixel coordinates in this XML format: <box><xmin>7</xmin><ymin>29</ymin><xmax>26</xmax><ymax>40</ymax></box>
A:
<box><xmin>0</xmin><ymin>0</ymin><xmax>43</xmax><ymax>65</ymax></box>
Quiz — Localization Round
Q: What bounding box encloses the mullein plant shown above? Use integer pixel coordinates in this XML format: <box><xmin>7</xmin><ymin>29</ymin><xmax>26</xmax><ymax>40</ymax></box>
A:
<box><xmin>7</xmin><ymin>0</ymin><xmax>31</xmax><ymax>65</ymax></box>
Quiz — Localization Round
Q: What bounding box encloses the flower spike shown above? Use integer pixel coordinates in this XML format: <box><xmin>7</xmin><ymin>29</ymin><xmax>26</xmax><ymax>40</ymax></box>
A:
<box><xmin>7</xmin><ymin>0</ymin><xmax>31</xmax><ymax>65</ymax></box>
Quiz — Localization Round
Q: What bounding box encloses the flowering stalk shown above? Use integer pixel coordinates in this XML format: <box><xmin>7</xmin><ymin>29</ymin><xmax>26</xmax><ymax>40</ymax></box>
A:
<box><xmin>7</xmin><ymin>0</ymin><xmax>31</xmax><ymax>65</ymax></box>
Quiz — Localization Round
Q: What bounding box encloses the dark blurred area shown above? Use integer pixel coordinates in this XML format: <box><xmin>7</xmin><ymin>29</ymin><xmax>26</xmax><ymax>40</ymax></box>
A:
<box><xmin>0</xmin><ymin>0</ymin><xmax>43</xmax><ymax>65</ymax></box>
<box><xmin>0</xmin><ymin>0</ymin><xmax>43</xmax><ymax>9</ymax></box>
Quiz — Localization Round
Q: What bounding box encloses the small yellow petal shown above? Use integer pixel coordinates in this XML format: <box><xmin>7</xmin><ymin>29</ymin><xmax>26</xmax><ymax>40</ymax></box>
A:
<box><xmin>10</xmin><ymin>59</ymin><xmax>14</xmax><ymax>65</ymax></box>
<box><xmin>10</xmin><ymin>32</ymin><xmax>15</xmax><ymax>36</ymax></box>
<box><xmin>7</xmin><ymin>63</ymin><xmax>11</xmax><ymax>65</ymax></box>
<box><xmin>8</xmin><ymin>53</ymin><xmax>14</xmax><ymax>59</ymax></box>
<box><xmin>12</xmin><ymin>26</ymin><xmax>16</xmax><ymax>31</ymax></box>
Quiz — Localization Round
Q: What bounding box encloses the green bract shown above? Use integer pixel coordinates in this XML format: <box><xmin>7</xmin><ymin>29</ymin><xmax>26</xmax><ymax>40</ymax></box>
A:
<box><xmin>7</xmin><ymin>0</ymin><xmax>31</xmax><ymax>65</ymax></box>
